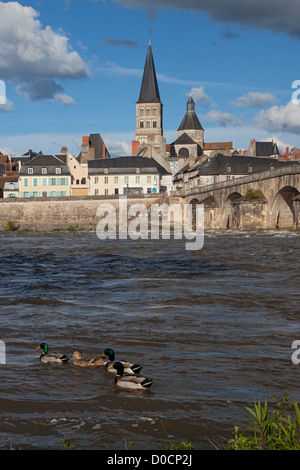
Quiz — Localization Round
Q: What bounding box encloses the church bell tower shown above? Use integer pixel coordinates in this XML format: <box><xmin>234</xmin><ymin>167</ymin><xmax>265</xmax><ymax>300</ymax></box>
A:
<box><xmin>133</xmin><ymin>41</ymin><xmax>167</xmax><ymax>160</ymax></box>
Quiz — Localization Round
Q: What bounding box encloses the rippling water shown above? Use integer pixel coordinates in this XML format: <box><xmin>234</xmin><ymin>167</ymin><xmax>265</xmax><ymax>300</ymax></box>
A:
<box><xmin>0</xmin><ymin>230</ymin><xmax>300</xmax><ymax>450</ymax></box>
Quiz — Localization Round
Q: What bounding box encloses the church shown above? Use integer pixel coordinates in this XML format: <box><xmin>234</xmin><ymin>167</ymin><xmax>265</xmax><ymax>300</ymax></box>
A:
<box><xmin>132</xmin><ymin>41</ymin><xmax>234</xmax><ymax>176</ymax></box>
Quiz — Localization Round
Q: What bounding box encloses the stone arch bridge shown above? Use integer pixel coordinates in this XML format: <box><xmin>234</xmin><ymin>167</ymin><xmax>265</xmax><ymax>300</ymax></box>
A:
<box><xmin>175</xmin><ymin>164</ymin><xmax>300</xmax><ymax>230</ymax></box>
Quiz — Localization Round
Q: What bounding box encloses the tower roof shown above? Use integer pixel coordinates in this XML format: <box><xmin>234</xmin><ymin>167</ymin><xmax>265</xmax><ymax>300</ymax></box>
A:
<box><xmin>178</xmin><ymin>95</ymin><xmax>204</xmax><ymax>131</ymax></box>
<box><xmin>137</xmin><ymin>41</ymin><xmax>161</xmax><ymax>104</ymax></box>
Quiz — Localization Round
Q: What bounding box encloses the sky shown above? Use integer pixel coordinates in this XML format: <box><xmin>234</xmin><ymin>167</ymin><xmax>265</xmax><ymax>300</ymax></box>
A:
<box><xmin>1</xmin><ymin>0</ymin><xmax>300</xmax><ymax>157</ymax></box>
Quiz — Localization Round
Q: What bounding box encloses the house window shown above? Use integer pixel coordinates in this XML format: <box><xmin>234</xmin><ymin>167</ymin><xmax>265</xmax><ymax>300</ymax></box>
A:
<box><xmin>153</xmin><ymin>121</ymin><xmax>157</xmax><ymax>128</ymax></box>
<box><xmin>136</xmin><ymin>176</ymin><xmax>140</xmax><ymax>184</ymax></box>
<box><xmin>51</xmin><ymin>178</ymin><xmax>56</xmax><ymax>186</ymax></box>
<box><xmin>28</xmin><ymin>168</ymin><xmax>33</xmax><ymax>175</ymax></box>
<box><xmin>226</xmin><ymin>165</ymin><xmax>231</xmax><ymax>174</ymax></box>
<box><xmin>140</xmin><ymin>121</ymin><xmax>144</xmax><ymax>128</ymax></box>
<box><xmin>124</xmin><ymin>176</ymin><xmax>129</xmax><ymax>184</ymax></box>
<box><xmin>104</xmin><ymin>167</ymin><xmax>109</xmax><ymax>174</ymax></box>
<box><xmin>33</xmin><ymin>178</ymin><xmax>38</xmax><ymax>187</ymax></box>
<box><xmin>61</xmin><ymin>178</ymin><xmax>66</xmax><ymax>186</ymax></box>
<box><xmin>105</xmin><ymin>189</ymin><xmax>109</xmax><ymax>195</ymax></box>
<box><xmin>23</xmin><ymin>192</ymin><xmax>29</xmax><ymax>198</ymax></box>
<box><xmin>24</xmin><ymin>178</ymin><xmax>28</xmax><ymax>187</ymax></box>
<box><xmin>95</xmin><ymin>177</ymin><xmax>99</xmax><ymax>184</ymax></box>
<box><xmin>56</xmin><ymin>168</ymin><xmax>62</xmax><ymax>174</ymax></box>
<box><xmin>269</xmin><ymin>164</ymin><xmax>275</xmax><ymax>170</ymax></box>
<box><xmin>42</xmin><ymin>192</ymin><xmax>47</xmax><ymax>197</ymax></box>
<box><xmin>104</xmin><ymin>176</ymin><xmax>108</xmax><ymax>184</ymax></box>
<box><xmin>42</xmin><ymin>168</ymin><xmax>47</xmax><ymax>175</ymax></box>
<box><xmin>9</xmin><ymin>184</ymin><xmax>14</xmax><ymax>190</ymax></box>
<box><xmin>81</xmin><ymin>178</ymin><xmax>86</xmax><ymax>184</ymax></box>
<box><xmin>33</xmin><ymin>191</ymin><xmax>38</xmax><ymax>197</ymax></box>
<box><xmin>114</xmin><ymin>176</ymin><xmax>119</xmax><ymax>184</ymax></box>
<box><xmin>152</xmin><ymin>108</ymin><xmax>157</xmax><ymax>116</ymax></box>
<box><xmin>147</xmin><ymin>176</ymin><xmax>151</xmax><ymax>183</ymax></box>
<box><xmin>140</xmin><ymin>108</ymin><xmax>144</xmax><ymax>116</ymax></box>
<box><xmin>146</xmin><ymin>121</ymin><xmax>151</xmax><ymax>128</ymax></box>
<box><xmin>136</xmin><ymin>167</ymin><xmax>140</xmax><ymax>174</ymax></box>
<box><xmin>95</xmin><ymin>189</ymin><xmax>99</xmax><ymax>195</ymax></box>
<box><xmin>146</xmin><ymin>108</ymin><xmax>151</xmax><ymax>116</ymax></box>
<box><xmin>76</xmin><ymin>179</ymin><xmax>79</xmax><ymax>185</ymax></box>
<box><xmin>248</xmin><ymin>165</ymin><xmax>253</xmax><ymax>173</ymax></box>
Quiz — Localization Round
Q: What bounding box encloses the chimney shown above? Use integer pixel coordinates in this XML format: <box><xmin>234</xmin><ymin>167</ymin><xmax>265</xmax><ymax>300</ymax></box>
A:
<box><xmin>132</xmin><ymin>140</ymin><xmax>139</xmax><ymax>155</ymax></box>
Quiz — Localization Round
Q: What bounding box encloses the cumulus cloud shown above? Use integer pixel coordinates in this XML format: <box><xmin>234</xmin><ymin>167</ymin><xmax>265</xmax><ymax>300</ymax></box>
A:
<box><xmin>189</xmin><ymin>86</ymin><xmax>214</xmax><ymax>107</ymax></box>
<box><xmin>230</xmin><ymin>92</ymin><xmax>277</xmax><ymax>108</ymax></box>
<box><xmin>0</xmin><ymin>99</ymin><xmax>15</xmax><ymax>112</ymax></box>
<box><xmin>53</xmin><ymin>94</ymin><xmax>76</xmax><ymax>106</ymax></box>
<box><xmin>253</xmin><ymin>101</ymin><xmax>300</xmax><ymax>134</ymax></box>
<box><xmin>0</xmin><ymin>2</ymin><xmax>89</xmax><ymax>103</ymax></box>
<box><xmin>112</xmin><ymin>0</ymin><xmax>300</xmax><ymax>38</ymax></box>
<box><xmin>202</xmin><ymin>109</ymin><xmax>244</xmax><ymax>127</ymax></box>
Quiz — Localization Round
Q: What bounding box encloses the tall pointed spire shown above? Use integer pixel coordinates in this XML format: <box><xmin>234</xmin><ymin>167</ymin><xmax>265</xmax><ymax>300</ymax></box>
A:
<box><xmin>137</xmin><ymin>41</ymin><xmax>161</xmax><ymax>103</ymax></box>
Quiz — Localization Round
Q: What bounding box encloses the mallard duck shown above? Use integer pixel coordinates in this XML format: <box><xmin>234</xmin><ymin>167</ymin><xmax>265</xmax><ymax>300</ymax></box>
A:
<box><xmin>100</xmin><ymin>348</ymin><xmax>142</xmax><ymax>375</ymax></box>
<box><xmin>111</xmin><ymin>362</ymin><xmax>154</xmax><ymax>390</ymax></box>
<box><xmin>71</xmin><ymin>350</ymin><xmax>108</xmax><ymax>367</ymax></box>
<box><xmin>36</xmin><ymin>343</ymin><xmax>71</xmax><ymax>364</ymax></box>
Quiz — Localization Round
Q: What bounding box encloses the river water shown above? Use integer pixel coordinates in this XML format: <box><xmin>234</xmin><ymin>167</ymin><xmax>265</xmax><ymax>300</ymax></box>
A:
<box><xmin>0</xmin><ymin>230</ymin><xmax>299</xmax><ymax>450</ymax></box>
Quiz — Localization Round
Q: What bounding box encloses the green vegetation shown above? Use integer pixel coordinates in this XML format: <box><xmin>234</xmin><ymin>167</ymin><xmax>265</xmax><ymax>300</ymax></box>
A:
<box><xmin>166</xmin><ymin>442</ymin><xmax>198</xmax><ymax>450</ymax></box>
<box><xmin>243</xmin><ymin>188</ymin><xmax>264</xmax><ymax>200</ymax></box>
<box><xmin>5</xmin><ymin>220</ymin><xmax>17</xmax><ymax>232</ymax></box>
<box><xmin>226</xmin><ymin>393</ymin><xmax>300</xmax><ymax>450</ymax></box>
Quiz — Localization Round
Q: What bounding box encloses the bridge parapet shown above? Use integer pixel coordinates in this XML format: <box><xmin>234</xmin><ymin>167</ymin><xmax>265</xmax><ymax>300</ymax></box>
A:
<box><xmin>173</xmin><ymin>163</ymin><xmax>300</xmax><ymax>198</ymax></box>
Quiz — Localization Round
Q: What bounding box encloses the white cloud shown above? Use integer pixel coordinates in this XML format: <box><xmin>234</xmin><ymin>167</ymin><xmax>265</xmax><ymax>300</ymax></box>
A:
<box><xmin>202</xmin><ymin>109</ymin><xmax>244</xmax><ymax>127</ymax></box>
<box><xmin>0</xmin><ymin>2</ymin><xmax>89</xmax><ymax>102</ymax></box>
<box><xmin>253</xmin><ymin>101</ymin><xmax>300</xmax><ymax>134</ymax></box>
<box><xmin>188</xmin><ymin>86</ymin><xmax>214</xmax><ymax>107</ymax></box>
<box><xmin>0</xmin><ymin>99</ymin><xmax>15</xmax><ymax>112</ymax></box>
<box><xmin>53</xmin><ymin>94</ymin><xmax>76</xmax><ymax>106</ymax></box>
<box><xmin>230</xmin><ymin>92</ymin><xmax>277</xmax><ymax>108</ymax></box>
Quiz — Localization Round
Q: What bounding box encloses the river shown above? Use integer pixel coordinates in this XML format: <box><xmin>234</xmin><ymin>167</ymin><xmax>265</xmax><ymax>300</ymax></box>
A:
<box><xmin>0</xmin><ymin>230</ymin><xmax>299</xmax><ymax>450</ymax></box>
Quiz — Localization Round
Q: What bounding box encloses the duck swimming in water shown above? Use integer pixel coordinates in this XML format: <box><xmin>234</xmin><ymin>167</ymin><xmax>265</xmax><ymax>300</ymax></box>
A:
<box><xmin>111</xmin><ymin>362</ymin><xmax>154</xmax><ymax>390</ymax></box>
<box><xmin>36</xmin><ymin>343</ymin><xmax>71</xmax><ymax>364</ymax></box>
<box><xmin>71</xmin><ymin>350</ymin><xmax>108</xmax><ymax>367</ymax></box>
<box><xmin>100</xmin><ymin>348</ymin><xmax>142</xmax><ymax>375</ymax></box>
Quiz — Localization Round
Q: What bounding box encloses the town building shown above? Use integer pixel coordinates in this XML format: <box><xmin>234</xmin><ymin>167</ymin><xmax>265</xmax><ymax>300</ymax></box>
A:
<box><xmin>248</xmin><ymin>139</ymin><xmax>280</xmax><ymax>157</ymax></box>
<box><xmin>3</xmin><ymin>180</ymin><xmax>19</xmax><ymax>198</ymax></box>
<box><xmin>88</xmin><ymin>156</ymin><xmax>172</xmax><ymax>196</ymax></box>
<box><xmin>59</xmin><ymin>147</ymin><xmax>89</xmax><ymax>196</ymax></box>
<box><xmin>18</xmin><ymin>154</ymin><xmax>71</xmax><ymax>198</ymax></box>
<box><xmin>77</xmin><ymin>133</ymin><xmax>111</xmax><ymax>164</ymax></box>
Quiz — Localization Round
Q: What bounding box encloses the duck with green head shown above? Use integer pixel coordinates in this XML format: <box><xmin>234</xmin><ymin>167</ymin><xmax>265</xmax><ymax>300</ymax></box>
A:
<box><xmin>36</xmin><ymin>343</ymin><xmax>71</xmax><ymax>364</ymax></box>
<box><xmin>111</xmin><ymin>362</ymin><xmax>154</xmax><ymax>390</ymax></box>
<box><xmin>100</xmin><ymin>348</ymin><xmax>142</xmax><ymax>375</ymax></box>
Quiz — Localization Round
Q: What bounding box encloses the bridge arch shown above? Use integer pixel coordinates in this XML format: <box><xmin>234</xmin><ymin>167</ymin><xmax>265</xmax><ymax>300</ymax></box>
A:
<box><xmin>271</xmin><ymin>185</ymin><xmax>299</xmax><ymax>228</ymax></box>
<box><xmin>224</xmin><ymin>191</ymin><xmax>243</xmax><ymax>206</ymax></box>
<box><xmin>223</xmin><ymin>192</ymin><xmax>243</xmax><ymax>229</ymax></box>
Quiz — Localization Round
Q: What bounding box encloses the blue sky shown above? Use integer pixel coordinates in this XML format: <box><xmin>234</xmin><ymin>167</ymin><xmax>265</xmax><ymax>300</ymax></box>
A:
<box><xmin>1</xmin><ymin>0</ymin><xmax>300</xmax><ymax>157</ymax></box>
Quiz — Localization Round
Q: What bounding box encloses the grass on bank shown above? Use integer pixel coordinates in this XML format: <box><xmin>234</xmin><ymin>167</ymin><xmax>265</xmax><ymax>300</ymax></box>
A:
<box><xmin>226</xmin><ymin>392</ymin><xmax>300</xmax><ymax>450</ymax></box>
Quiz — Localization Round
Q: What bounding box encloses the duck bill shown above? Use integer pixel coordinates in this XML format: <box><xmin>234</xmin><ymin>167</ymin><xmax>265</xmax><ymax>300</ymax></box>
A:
<box><xmin>36</xmin><ymin>346</ymin><xmax>41</xmax><ymax>350</ymax></box>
